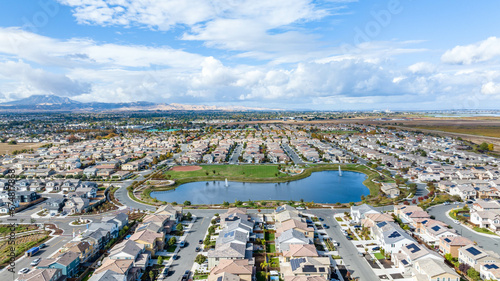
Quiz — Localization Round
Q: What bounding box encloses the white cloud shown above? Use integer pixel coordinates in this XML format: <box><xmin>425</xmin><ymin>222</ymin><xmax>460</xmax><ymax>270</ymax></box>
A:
<box><xmin>408</xmin><ymin>62</ymin><xmax>435</xmax><ymax>74</ymax></box>
<box><xmin>0</xmin><ymin>27</ymin><xmax>205</xmax><ymax>69</ymax></box>
<box><xmin>481</xmin><ymin>82</ymin><xmax>500</xmax><ymax>95</ymax></box>
<box><xmin>0</xmin><ymin>60</ymin><xmax>90</xmax><ymax>97</ymax></box>
<box><xmin>441</xmin><ymin>36</ymin><xmax>500</xmax><ymax>65</ymax></box>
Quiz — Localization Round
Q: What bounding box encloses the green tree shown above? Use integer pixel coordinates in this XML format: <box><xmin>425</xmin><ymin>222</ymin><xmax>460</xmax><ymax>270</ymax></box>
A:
<box><xmin>195</xmin><ymin>254</ymin><xmax>207</xmax><ymax>264</ymax></box>
<box><xmin>488</xmin><ymin>143</ymin><xmax>494</xmax><ymax>151</ymax></box>
<box><xmin>467</xmin><ymin>267</ymin><xmax>480</xmax><ymax>281</ymax></box>
<box><xmin>157</xmin><ymin>256</ymin><xmax>164</xmax><ymax>265</ymax></box>
<box><xmin>168</xmin><ymin>237</ymin><xmax>177</xmax><ymax>246</ymax></box>
<box><xmin>183</xmin><ymin>200</ymin><xmax>191</xmax><ymax>206</ymax></box>
<box><xmin>222</xmin><ymin>201</ymin><xmax>229</xmax><ymax>207</ymax></box>
<box><xmin>176</xmin><ymin>223</ymin><xmax>184</xmax><ymax>231</ymax></box>
<box><xmin>479</xmin><ymin>142</ymin><xmax>489</xmax><ymax>151</ymax></box>
<box><xmin>149</xmin><ymin>271</ymin><xmax>155</xmax><ymax>280</ymax></box>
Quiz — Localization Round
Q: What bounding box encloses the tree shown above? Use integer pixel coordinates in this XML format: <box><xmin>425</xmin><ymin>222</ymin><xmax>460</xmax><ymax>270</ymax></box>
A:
<box><xmin>222</xmin><ymin>201</ymin><xmax>229</xmax><ymax>207</ymax></box>
<box><xmin>467</xmin><ymin>267</ymin><xmax>480</xmax><ymax>281</ymax></box>
<box><xmin>479</xmin><ymin>142</ymin><xmax>489</xmax><ymax>151</ymax></box>
<box><xmin>459</xmin><ymin>263</ymin><xmax>471</xmax><ymax>273</ymax></box>
<box><xmin>488</xmin><ymin>143</ymin><xmax>494</xmax><ymax>151</ymax></box>
<box><xmin>157</xmin><ymin>256</ymin><xmax>164</xmax><ymax>265</ymax></box>
<box><xmin>168</xmin><ymin>237</ymin><xmax>177</xmax><ymax>246</ymax></box>
<box><xmin>183</xmin><ymin>200</ymin><xmax>191</xmax><ymax>206</ymax></box>
<box><xmin>195</xmin><ymin>254</ymin><xmax>207</xmax><ymax>264</ymax></box>
<box><xmin>176</xmin><ymin>223</ymin><xmax>184</xmax><ymax>231</ymax></box>
<box><xmin>149</xmin><ymin>271</ymin><xmax>155</xmax><ymax>281</ymax></box>
<box><xmin>185</xmin><ymin>212</ymin><xmax>192</xmax><ymax>220</ymax></box>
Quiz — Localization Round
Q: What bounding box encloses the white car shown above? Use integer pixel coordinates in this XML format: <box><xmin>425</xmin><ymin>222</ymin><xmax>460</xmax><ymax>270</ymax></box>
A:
<box><xmin>454</xmin><ymin>219</ymin><xmax>460</xmax><ymax>224</ymax></box>
<box><xmin>18</xmin><ymin>268</ymin><xmax>30</xmax><ymax>275</ymax></box>
<box><xmin>31</xmin><ymin>258</ymin><xmax>41</xmax><ymax>266</ymax></box>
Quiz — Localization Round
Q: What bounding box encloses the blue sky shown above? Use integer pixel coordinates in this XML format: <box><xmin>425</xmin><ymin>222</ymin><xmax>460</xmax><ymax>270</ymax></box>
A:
<box><xmin>0</xmin><ymin>0</ymin><xmax>500</xmax><ymax>110</ymax></box>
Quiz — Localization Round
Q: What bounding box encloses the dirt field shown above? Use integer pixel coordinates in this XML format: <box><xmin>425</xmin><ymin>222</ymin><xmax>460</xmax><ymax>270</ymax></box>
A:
<box><xmin>0</xmin><ymin>142</ymin><xmax>44</xmax><ymax>155</ymax></box>
<box><xmin>171</xmin><ymin>165</ymin><xmax>202</xmax><ymax>172</ymax></box>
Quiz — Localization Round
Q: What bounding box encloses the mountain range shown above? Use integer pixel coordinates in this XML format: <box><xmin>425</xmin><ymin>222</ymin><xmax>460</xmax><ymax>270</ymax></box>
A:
<box><xmin>0</xmin><ymin>95</ymin><xmax>277</xmax><ymax>112</ymax></box>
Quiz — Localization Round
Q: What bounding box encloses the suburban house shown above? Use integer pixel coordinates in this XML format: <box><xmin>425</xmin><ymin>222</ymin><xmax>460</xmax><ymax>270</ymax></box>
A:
<box><xmin>129</xmin><ymin>229</ymin><xmax>164</xmax><ymax>257</ymax></box>
<box><xmin>17</xmin><ymin>268</ymin><xmax>65</xmax><ymax>281</ymax></box>
<box><xmin>36</xmin><ymin>251</ymin><xmax>81</xmax><ymax>278</ymax></box>
<box><xmin>380</xmin><ymin>182</ymin><xmax>401</xmax><ymax>198</ymax></box>
<box><xmin>412</xmin><ymin>258</ymin><xmax>460</xmax><ymax>281</ymax></box>
<box><xmin>279</xmin><ymin>257</ymin><xmax>331</xmax><ymax>280</ymax></box>
<box><xmin>439</xmin><ymin>236</ymin><xmax>473</xmax><ymax>258</ymax></box>
<box><xmin>276</xmin><ymin>229</ymin><xmax>313</xmax><ymax>253</ymax></box>
<box><xmin>372</xmin><ymin>221</ymin><xmax>415</xmax><ymax>254</ymax></box>
<box><xmin>351</xmin><ymin>204</ymin><xmax>380</xmax><ymax>223</ymax></box>
<box><xmin>458</xmin><ymin>244</ymin><xmax>500</xmax><ymax>270</ymax></box>
<box><xmin>208</xmin><ymin>259</ymin><xmax>254</xmax><ymax>281</ymax></box>
<box><xmin>480</xmin><ymin>263</ymin><xmax>500</xmax><ymax>281</ymax></box>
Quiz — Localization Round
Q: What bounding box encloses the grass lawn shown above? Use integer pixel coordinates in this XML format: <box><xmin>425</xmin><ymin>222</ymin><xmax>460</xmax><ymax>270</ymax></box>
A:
<box><xmin>270</xmin><ymin>257</ymin><xmax>280</xmax><ymax>267</ymax></box>
<box><xmin>265</xmin><ymin>232</ymin><xmax>275</xmax><ymax>241</ymax></box>
<box><xmin>266</xmin><ymin>243</ymin><xmax>276</xmax><ymax>253</ymax></box>
<box><xmin>166</xmin><ymin>165</ymin><xmax>285</xmax><ymax>180</ymax></box>
<box><xmin>373</xmin><ymin>252</ymin><xmax>385</xmax><ymax>260</ymax></box>
<box><xmin>193</xmin><ymin>274</ymin><xmax>209</xmax><ymax>280</ymax></box>
<box><xmin>473</xmin><ymin>227</ymin><xmax>497</xmax><ymax>236</ymax></box>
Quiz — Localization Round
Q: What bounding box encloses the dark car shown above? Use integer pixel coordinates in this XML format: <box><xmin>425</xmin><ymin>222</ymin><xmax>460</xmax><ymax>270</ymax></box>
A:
<box><xmin>39</xmin><ymin>243</ymin><xmax>46</xmax><ymax>249</ymax></box>
<box><xmin>372</xmin><ymin>246</ymin><xmax>380</xmax><ymax>251</ymax></box>
<box><xmin>199</xmin><ymin>240</ymin><xmax>203</xmax><ymax>244</ymax></box>
<box><xmin>346</xmin><ymin>236</ymin><xmax>353</xmax><ymax>240</ymax></box>
<box><xmin>195</xmin><ymin>247</ymin><xmax>201</xmax><ymax>252</ymax></box>
<box><xmin>319</xmin><ymin>217</ymin><xmax>324</xmax><ymax>221</ymax></box>
<box><xmin>323</xmin><ymin>225</ymin><xmax>330</xmax><ymax>229</ymax></box>
<box><xmin>172</xmin><ymin>254</ymin><xmax>179</xmax><ymax>260</ymax></box>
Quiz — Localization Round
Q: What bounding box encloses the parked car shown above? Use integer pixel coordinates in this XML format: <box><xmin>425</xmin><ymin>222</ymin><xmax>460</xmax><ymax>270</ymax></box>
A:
<box><xmin>319</xmin><ymin>217</ymin><xmax>324</xmax><ymax>221</ymax></box>
<box><xmin>199</xmin><ymin>240</ymin><xmax>203</xmax><ymax>244</ymax></box>
<box><xmin>372</xmin><ymin>246</ymin><xmax>380</xmax><ymax>251</ymax></box>
<box><xmin>443</xmin><ymin>202</ymin><xmax>450</xmax><ymax>205</ymax></box>
<box><xmin>346</xmin><ymin>235</ymin><xmax>353</xmax><ymax>240</ymax></box>
<box><xmin>30</xmin><ymin>258</ymin><xmax>41</xmax><ymax>266</ymax></box>
<box><xmin>195</xmin><ymin>247</ymin><xmax>201</xmax><ymax>252</ymax></box>
<box><xmin>179</xmin><ymin>241</ymin><xmax>186</xmax><ymax>248</ymax></box>
<box><xmin>39</xmin><ymin>243</ymin><xmax>46</xmax><ymax>249</ymax></box>
<box><xmin>172</xmin><ymin>254</ymin><xmax>179</xmax><ymax>260</ymax></box>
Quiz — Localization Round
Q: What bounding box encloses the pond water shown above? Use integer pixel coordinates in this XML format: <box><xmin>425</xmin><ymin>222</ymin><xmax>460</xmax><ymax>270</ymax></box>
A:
<box><xmin>150</xmin><ymin>170</ymin><xmax>369</xmax><ymax>204</ymax></box>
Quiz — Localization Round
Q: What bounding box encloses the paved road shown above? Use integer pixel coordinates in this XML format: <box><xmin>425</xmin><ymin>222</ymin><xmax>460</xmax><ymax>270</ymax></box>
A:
<box><xmin>309</xmin><ymin>209</ymin><xmax>380</xmax><ymax>281</ymax></box>
<box><xmin>228</xmin><ymin>144</ymin><xmax>243</xmax><ymax>164</ymax></box>
<box><xmin>114</xmin><ymin>179</ymin><xmax>157</xmax><ymax>212</ymax></box>
<box><xmin>166</xmin><ymin>212</ymin><xmax>215</xmax><ymax>281</ymax></box>
<box><xmin>281</xmin><ymin>143</ymin><xmax>304</xmax><ymax>164</ymax></box>
<box><xmin>428</xmin><ymin>204</ymin><xmax>500</xmax><ymax>254</ymax></box>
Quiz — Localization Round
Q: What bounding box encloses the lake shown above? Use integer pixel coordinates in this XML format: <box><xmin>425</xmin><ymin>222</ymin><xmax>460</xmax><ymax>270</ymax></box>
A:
<box><xmin>150</xmin><ymin>170</ymin><xmax>369</xmax><ymax>204</ymax></box>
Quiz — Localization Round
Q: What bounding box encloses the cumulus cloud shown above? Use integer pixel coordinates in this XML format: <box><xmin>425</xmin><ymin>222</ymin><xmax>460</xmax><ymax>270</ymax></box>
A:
<box><xmin>0</xmin><ymin>61</ymin><xmax>90</xmax><ymax>97</ymax></box>
<box><xmin>408</xmin><ymin>62</ymin><xmax>435</xmax><ymax>74</ymax></box>
<box><xmin>441</xmin><ymin>36</ymin><xmax>500</xmax><ymax>65</ymax></box>
<box><xmin>0</xmin><ymin>27</ymin><xmax>205</xmax><ymax>69</ymax></box>
<box><xmin>481</xmin><ymin>82</ymin><xmax>500</xmax><ymax>95</ymax></box>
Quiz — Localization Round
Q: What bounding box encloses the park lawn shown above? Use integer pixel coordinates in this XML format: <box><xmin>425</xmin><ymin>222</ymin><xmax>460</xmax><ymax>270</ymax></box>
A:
<box><xmin>373</xmin><ymin>252</ymin><xmax>385</xmax><ymax>260</ymax></box>
<box><xmin>166</xmin><ymin>165</ymin><xmax>284</xmax><ymax>180</ymax></box>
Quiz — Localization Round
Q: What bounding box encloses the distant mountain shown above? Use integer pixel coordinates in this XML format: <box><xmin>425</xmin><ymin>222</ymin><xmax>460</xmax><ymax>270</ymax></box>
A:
<box><xmin>0</xmin><ymin>95</ymin><xmax>280</xmax><ymax>112</ymax></box>
<box><xmin>3</xmin><ymin>94</ymin><xmax>80</xmax><ymax>106</ymax></box>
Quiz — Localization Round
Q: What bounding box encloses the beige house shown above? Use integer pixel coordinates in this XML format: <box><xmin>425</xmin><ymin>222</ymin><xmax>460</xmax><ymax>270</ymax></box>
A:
<box><xmin>439</xmin><ymin>236</ymin><xmax>473</xmax><ymax>258</ymax></box>
<box><xmin>412</xmin><ymin>258</ymin><xmax>460</xmax><ymax>281</ymax></box>
<box><xmin>208</xmin><ymin>259</ymin><xmax>254</xmax><ymax>281</ymax></box>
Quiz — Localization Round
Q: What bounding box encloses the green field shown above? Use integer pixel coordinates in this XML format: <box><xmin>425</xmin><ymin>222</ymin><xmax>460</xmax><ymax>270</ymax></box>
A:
<box><xmin>373</xmin><ymin>252</ymin><xmax>385</xmax><ymax>260</ymax></box>
<box><xmin>166</xmin><ymin>165</ymin><xmax>284</xmax><ymax>180</ymax></box>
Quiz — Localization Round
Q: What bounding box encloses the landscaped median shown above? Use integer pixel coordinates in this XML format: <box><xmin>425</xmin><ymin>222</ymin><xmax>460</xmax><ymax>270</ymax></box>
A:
<box><xmin>127</xmin><ymin>163</ymin><xmax>385</xmax><ymax>207</ymax></box>
<box><xmin>447</xmin><ymin>207</ymin><xmax>499</xmax><ymax>237</ymax></box>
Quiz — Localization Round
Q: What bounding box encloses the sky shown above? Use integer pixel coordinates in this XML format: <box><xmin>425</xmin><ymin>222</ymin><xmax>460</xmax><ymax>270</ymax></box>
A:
<box><xmin>0</xmin><ymin>0</ymin><xmax>500</xmax><ymax>110</ymax></box>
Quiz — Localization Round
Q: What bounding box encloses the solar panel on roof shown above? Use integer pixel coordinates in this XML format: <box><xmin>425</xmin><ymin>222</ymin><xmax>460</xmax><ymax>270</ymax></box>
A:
<box><xmin>377</xmin><ymin>221</ymin><xmax>387</xmax><ymax>227</ymax></box>
<box><xmin>466</xmin><ymin>247</ymin><xmax>482</xmax><ymax>256</ymax></box>
<box><xmin>303</xmin><ymin>265</ymin><xmax>317</xmax><ymax>273</ymax></box>
<box><xmin>224</xmin><ymin>231</ymin><xmax>235</xmax><ymax>238</ymax></box>
<box><xmin>431</xmin><ymin>225</ymin><xmax>441</xmax><ymax>231</ymax></box>
<box><xmin>401</xmin><ymin>260</ymin><xmax>408</xmax><ymax>265</ymax></box>
<box><xmin>406</xmin><ymin>244</ymin><xmax>420</xmax><ymax>253</ymax></box>
<box><xmin>388</xmin><ymin>231</ymin><xmax>401</xmax><ymax>238</ymax></box>
<box><xmin>319</xmin><ymin>268</ymin><xmax>325</xmax><ymax>272</ymax></box>
<box><xmin>444</xmin><ymin>238</ymin><xmax>451</xmax><ymax>243</ymax></box>
<box><xmin>485</xmin><ymin>264</ymin><xmax>499</xmax><ymax>269</ymax></box>
<box><xmin>290</xmin><ymin>258</ymin><xmax>306</xmax><ymax>271</ymax></box>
